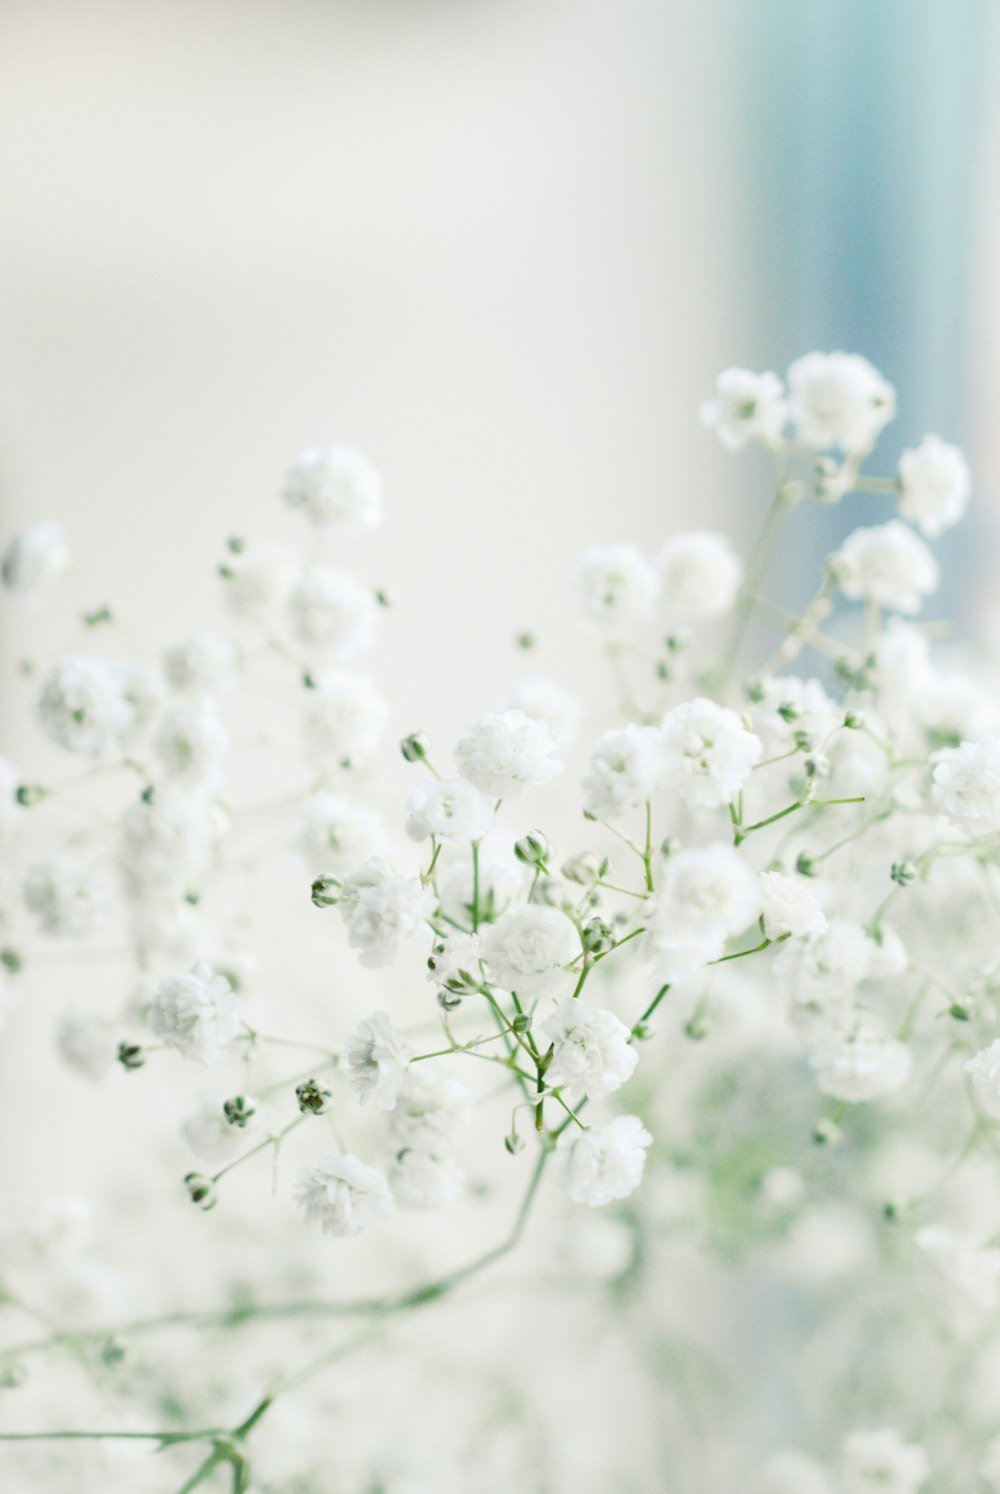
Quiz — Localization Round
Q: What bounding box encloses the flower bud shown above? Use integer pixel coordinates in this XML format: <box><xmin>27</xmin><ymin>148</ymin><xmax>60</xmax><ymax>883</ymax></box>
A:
<box><xmin>804</xmin><ymin>753</ymin><xmax>831</xmax><ymax>779</ymax></box>
<box><xmin>631</xmin><ymin>1021</ymin><xmax>653</xmax><ymax>1041</ymax></box>
<box><xmin>796</xmin><ymin>852</ymin><xmax>817</xmax><ymax>877</ymax></box>
<box><xmin>514</xmin><ymin>830</ymin><xmax>549</xmax><ymax>867</ymax></box>
<box><xmin>400</xmin><ymin>732</ymin><xmax>430</xmax><ymax>764</ymax></box>
<box><xmin>777</xmin><ymin>700</ymin><xmax>802</xmax><ymax>723</ymax></box>
<box><xmin>0</xmin><ymin>948</ymin><xmax>22</xmax><ymax>974</ymax></box>
<box><xmin>561</xmin><ymin>851</ymin><xmax>605</xmax><ymax>886</ymax></box>
<box><xmin>844</xmin><ymin>710</ymin><xmax>866</xmax><ymax>729</ymax></box>
<box><xmin>296</xmin><ymin>1077</ymin><xmax>333</xmax><ymax>1116</ymax></box>
<box><xmin>311</xmin><ymin>875</ymin><xmax>341</xmax><ymax>909</ymax></box>
<box><xmin>812</xmin><ymin>1119</ymin><xmax>842</xmax><ymax>1147</ymax></box>
<box><xmin>117</xmin><ymin>1041</ymin><xmax>145</xmax><ymax>1072</ymax></box>
<box><xmin>581</xmin><ymin>918</ymin><xmax>615</xmax><ymax>956</ymax></box>
<box><xmin>14</xmin><ymin>784</ymin><xmax>46</xmax><ymax>807</ymax></box>
<box><xmin>437</xmin><ymin>989</ymin><xmax>462</xmax><ymax>1012</ymax></box>
<box><xmin>511</xmin><ymin>1012</ymin><xmax>533</xmax><ymax>1035</ymax></box>
<box><xmin>0</xmin><ymin>1360</ymin><xmax>27</xmax><ymax>1389</ymax></box>
<box><xmin>223</xmin><ymin>1095</ymin><xmax>255</xmax><ymax>1128</ymax></box>
<box><xmin>890</xmin><ymin>860</ymin><xmax>917</xmax><ymax>887</ymax></box>
<box><xmin>99</xmin><ymin>1335</ymin><xmax>128</xmax><ymax>1366</ymax></box>
<box><xmin>504</xmin><ymin>1132</ymin><xmax>525</xmax><ymax>1155</ymax></box>
<box><xmin>184</xmin><ymin>1172</ymin><xmax>217</xmax><ymax>1210</ymax></box>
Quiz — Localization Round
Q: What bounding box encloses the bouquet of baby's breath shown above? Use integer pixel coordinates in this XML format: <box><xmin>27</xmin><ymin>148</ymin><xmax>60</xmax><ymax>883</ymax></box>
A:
<box><xmin>2</xmin><ymin>354</ymin><xmax>999</xmax><ymax>1492</ymax></box>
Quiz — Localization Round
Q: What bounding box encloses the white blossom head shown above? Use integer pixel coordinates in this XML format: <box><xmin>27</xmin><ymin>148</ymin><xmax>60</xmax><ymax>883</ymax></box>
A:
<box><xmin>1</xmin><ymin>521</ymin><xmax>71</xmax><ymax>596</ymax></box>
<box><xmin>481</xmin><ymin>904</ymin><xmax>579</xmax><ymax>998</ymax></box>
<box><xmin>503</xmin><ymin>677</ymin><xmax>581</xmax><ymax>748</ymax></box>
<box><xmin>787</xmin><ymin>351</ymin><xmax>896</xmax><ymax>455</ymax></box>
<box><xmin>148</xmin><ymin>961</ymin><xmax>241</xmax><ymax>1065</ymax></box>
<box><xmin>39</xmin><ymin>658</ymin><xmax>137</xmax><ymax>756</ymax></box>
<box><xmin>834</xmin><ymin>521</ymin><xmax>939</xmax><ymax>615</ymax></box>
<box><xmin>346</xmin><ymin>1010</ymin><xmax>412</xmax><ymax>1110</ymax></box>
<box><xmin>281</xmin><ymin>445</ymin><xmax>383</xmax><ymax>533</ymax></box>
<box><xmin>538</xmin><ymin>998</ymin><xmax>638</xmax><ymax>1101</ymax></box>
<box><xmin>164</xmin><ymin>628</ymin><xmax>235</xmax><ymax>697</ymax></box>
<box><xmin>287</xmin><ymin>565</ymin><xmax>378</xmax><ymax>660</ymax></box>
<box><xmin>182</xmin><ymin>1090</ymin><xmax>266</xmax><ymax>1164</ymax></box>
<box><xmin>338</xmin><ymin>858</ymin><xmax>434</xmax><ymax>969</ymax></box>
<box><xmin>759</xmin><ymin>871</ymin><xmax>826</xmax><ymax>940</ymax></box>
<box><xmin>840</xmin><ymin>1428</ymin><xmax>929</xmax><ymax>1494</ymax></box>
<box><xmin>700</xmin><ymin>367</ymin><xmax>787</xmax><ymax>451</ymax></box>
<box><xmin>404</xmin><ymin>778</ymin><xmax>494</xmax><ymax>843</ymax></box>
<box><xmin>55</xmin><ymin>1012</ymin><xmax>120</xmax><ymax>1083</ymax></box>
<box><xmin>555</xmin><ymin>1115</ymin><xmax>652</xmax><ymax>1206</ymax></box>
<box><xmin>897</xmin><ymin>434</ymin><xmax>970</xmax><ymax>538</ymax></box>
<box><xmin>23</xmin><ymin>858</ymin><xmax>105</xmax><ymax>939</ymax></box>
<box><xmin>577</xmin><ymin>544</ymin><xmax>659</xmax><ymax>632</ymax></box>
<box><xmin>153</xmin><ymin>700</ymin><xmax>228</xmax><ymax>789</ymax></box>
<box><xmin>302</xmin><ymin>671</ymin><xmax>390</xmax><ymax>766</ymax></box>
<box><xmin>656</xmin><ymin>529</ymin><xmax>743</xmax><ymax>622</ymax></box>
<box><xmin>930</xmin><ymin>736</ymin><xmax>1000</xmax><ymax>836</ymax></box>
<box><xmin>810</xmin><ymin>1024</ymin><xmax>912</xmax><ymax>1103</ymax></box>
<box><xmin>293</xmin><ymin>792</ymin><xmax>388</xmax><ymax>874</ymax></box>
<box><xmin>294</xmin><ymin>1153</ymin><xmax>392</xmax><ymax>1237</ymax></box>
<box><xmin>660</xmin><ymin>698</ymin><xmax>762</xmax><ymax>808</ymax></box>
<box><xmin>454</xmin><ymin>709</ymin><xmax>563</xmax><ymax>799</ymax></box>
<box><xmin>389</xmin><ymin>1149</ymin><xmax>463</xmax><ymax>1211</ymax></box>
<box><xmin>582</xmin><ymin>723</ymin><xmax>667</xmax><ymax>821</ymax></box>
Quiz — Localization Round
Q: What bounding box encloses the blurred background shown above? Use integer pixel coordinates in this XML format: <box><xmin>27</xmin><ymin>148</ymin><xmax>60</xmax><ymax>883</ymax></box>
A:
<box><xmin>1</xmin><ymin>2</ymin><xmax>999</xmax><ymax>1490</ymax></box>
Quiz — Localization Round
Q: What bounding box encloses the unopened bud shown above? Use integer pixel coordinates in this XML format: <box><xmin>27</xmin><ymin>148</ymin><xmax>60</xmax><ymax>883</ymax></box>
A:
<box><xmin>511</xmin><ymin>1013</ymin><xmax>533</xmax><ymax>1035</ymax></box>
<box><xmin>812</xmin><ymin>1119</ymin><xmax>842</xmax><ymax>1147</ymax></box>
<box><xmin>184</xmin><ymin>1173</ymin><xmax>217</xmax><ymax>1210</ymax></box>
<box><xmin>777</xmin><ymin>700</ymin><xmax>802</xmax><ymax>723</ymax></box>
<box><xmin>117</xmin><ymin>1041</ymin><xmax>145</xmax><ymax>1072</ymax></box>
<box><xmin>311</xmin><ymin>875</ymin><xmax>341</xmax><ymax>909</ymax></box>
<box><xmin>14</xmin><ymin>784</ymin><xmax>46</xmax><ymax>807</ymax></box>
<box><xmin>400</xmin><ymin>732</ymin><xmax>430</xmax><ymax>764</ymax></box>
<box><xmin>890</xmin><ymin>860</ymin><xmax>917</xmax><ymax>887</ymax></box>
<box><xmin>0</xmin><ymin>948</ymin><xmax>22</xmax><ymax>975</ymax></box>
<box><xmin>296</xmin><ymin>1077</ymin><xmax>333</xmax><ymax>1116</ymax></box>
<box><xmin>504</xmin><ymin>1132</ymin><xmax>525</xmax><ymax>1155</ymax></box>
<box><xmin>804</xmin><ymin>753</ymin><xmax>831</xmax><ymax>780</ymax></box>
<box><xmin>514</xmin><ymin>830</ymin><xmax>549</xmax><ymax>867</ymax></box>
<box><xmin>844</xmin><ymin>710</ymin><xmax>866</xmax><ymax>729</ymax></box>
<box><xmin>223</xmin><ymin>1095</ymin><xmax>255</xmax><ymax>1128</ymax></box>
<box><xmin>561</xmin><ymin>851</ymin><xmax>605</xmax><ymax>886</ymax></box>
<box><xmin>581</xmin><ymin>918</ymin><xmax>615</xmax><ymax>956</ymax></box>
<box><xmin>796</xmin><ymin>852</ymin><xmax>817</xmax><ymax>877</ymax></box>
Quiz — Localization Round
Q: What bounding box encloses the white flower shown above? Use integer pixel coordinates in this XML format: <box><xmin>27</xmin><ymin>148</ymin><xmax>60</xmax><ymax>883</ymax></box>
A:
<box><xmin>389</xmin><ymin>1149</ymin><xmax>463</xmax><ymax>1211</ymax></box>
<box><xmin>153</xmin><ymin>700</ymin><xmax>228</xmax><ymax>788</ymax></box>
<box><xmin>287</xmin><ymin>566</ymin><xmax>378</xmax><ymax>660</ymax></box>
<box><xmin>660</xmin><ymin>698</ymin><xmax>762</xmax><ymax>808</ymax></box>
<box><xmin>118</xmin><ymin>789</ymin><xmax>216</xmax><ymax>901</ymax></box>
<box><xmin>655</xmin><ymin>529</ymin><xmax>743</xmax><ymax>621</ymax></box>
<box><xmin>425</xmin><ymin>931</ymin><xmax>483</xmax><ymax>993</ymax></box>
<box><xmin>841</xmin><ymin>1428</ymin><xmax>929</xmax><ymax>1494</ymax></box>
<box><xmin>405</xmin><ymin>778</ymin><xmax>494</xmax><ymax>843</ymax></box>
<box><xmin>555</xmin><ymin>1115</ymin><xmax>652</xmax><ymax>1206</ymax></box>
<box><xmin>916</xmin><ymin>1225</ymin><xmax>1000</xmax><ymax>1312</ymax></box>
<box><xmin>293</xmin><ymin>792</ymin><xmax>388</xmax><ymax>874</ymax></box>
<box><xmin>810</xmin><ymin>1024</ymin><xmax>912</xmax><ymax>1102</ymax></box>
<box><xmin>294</xmin><ymin>1154</ymin><xmax>391</xmax><ymax>1237</ymax></box>
<box><xmin>481</xmin><ymin>905</ymin><xmax>579</xmax><ymax>998</ymax></box>
<box><xmin>221</xmin><ymin>547</ymin><xmax>292</xmax><ymax>620</ymax></box>
<box><xmin>645</xmin><ymin>843</ymin><xmax>759</xmax><ymax>979</ymax></box>
<box><xmin>164</xmin><ymin>629</ymin><xmax>235</xmax><ymax>697</ymax></box>
<box><xmin>964</xmin><ymin>1039</ymin><xmax>1000</xmax><ymax>1115</ymax></box>
<box><xmin>835</xmin><ymin>521</ymin><xmax>938</xmax><ymax>615</ymax></box>
<box><xmin>0</xmin><ymin>1197</ymin><xmax>92</xmax><ymax>1268</ymax></box>
<box><xmin>582</xmin><ymin>724</ymin><xmax>667</xmax><ymax>821</ymax></box>
<box><xmin>302</xmin><ymin>671</ymin><xmax>390</xmax><ymax>765</ymax></box>
<box><xmin>503</xmin><ymin>677</ymin><xmax>581</xmax><ymax>748</ymax></box>
<box><xmin>759</xmin><ymin>871</ymin><xmax>826</xmax><ymax>939</ymax></box>
<box><xmin>148</xmin><ymin>962</ymin><xmax>241</xmax><ymax>1065</ymax></box>
<box><xmin>578</xmin><ymin>544</ymin><xmax>659</xmax><ymax>632</ymax></box>
<box><xmin>751</xmin><ymin>1452</ymin><xmax>835</xmax><ymax>1494</ymax></box>
<box><xmin>454</xmin><ymin>709</ymin><xmax>563</xmax><ymax>799</ymax></box>
<box><xmin>338</xmin><ymin>858</ymin><xmax>434</xmax><ymax>969</ymax></box>
<box><xmin>281</xmin><ymin>445</ymin><xmax>383</xmax><ymax>533</ymax></box>
<box><xmin>930</xmin><ymin>736</ymin><xmax>1000</xmax><ymax>835</ymax></box>
<box><xmin>775</xmin><ymin>919</ymin><xmax>874</xmax><ymax>1037</ymax></box>
<box><xmin>346</xmin><ymin>1011</ymin><xmax>412</xmax><ymax>1110</ymax></box>
<box><xmin>55</xmin><ymin>1013</ymin><xmax>119</xmax><ymax>1083</ymax></box>
<box><xmin>23</xmin><ymin>859</ymin><xmax>104</xmax><ymax>939</ymax></box>
<box><xmin>787</xmin><ymin>352</ymin><xmax>896</xmax><ymax>454</ymax></box>
<box><xmin>182</xmin><ymin>1091</ymin><xmax>265</xmax><ymax>1164</ymax></box>
<box><xmin>699</xmin><ymin>367</ymin><xmax>787</xmax><ymax>450</ymax></box>
<box><xmin>389</xmin><ymin>1063</ymin><xmax>471</xmax><ymax>1152</ymax></box>
<box><xmin>38</xmin><ymin>658</ymin><xmax>136</xmax><ymax>756</ymax></box>
<box><xmin>1</xmin><ymin>521</ymin><xmax>71</xmax><ymax>595</ymax></box>
<box><xmin>897</xmin><ymin>434</ymin><xmax>970</xmax><ymax>537</ymax></box>
<box><xmin>537</xmin><ymin>998</ymin><xmax>638</xmax><ymax>1101</ymax></box>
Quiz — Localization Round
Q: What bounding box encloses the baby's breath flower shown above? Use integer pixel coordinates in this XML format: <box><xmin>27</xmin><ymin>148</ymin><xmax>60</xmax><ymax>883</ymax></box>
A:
<box><xmin>835</xmin><ymin>521</ymin><xmax>939</xmax><ymax>615</ymax></box>
<box><xmin>537</xmin><ymin>998</ymin><xmax>638</xmax><ymax>1101</ymax></box>
<box><xmin>294</xmin><ymin>1154</ymin><xmax>392</xmax><ymax>1237</ymax></box>
<box><xmin>454</xmin><ymin>710</ymin><xmax>563</xmax><ymax>799</ymax></box>
<box><xmin>405</xmin><ymin>778</ymin><xmax>494</xmax><ymax>843</ymax></box>
<box><xmin>787</xmin><ymin>351</ymin><xmax>895</xmax><ymax>455</ymax></box>
<box><xmin>897</xmin><ymin>434</ymin><xmax>970</xmax><ymax>537</ymax></box>
<box><xmin>1</xmin><ymin>521</ymin><xmax>71</xmax><ymax>595</ymax></box>
<box><xmin>660</xmin><ymin>697</ymin><xmax>762</xmax><ymax>808</ymax></box>
<box><xmin>148</xmin><ymin>962</ymin><xmax>241</xmax><ymax>1066</ymax></box>
<box><xmin>699</xmin><ymin>368</ymin><xmax>787</xmax><ymax>450</ymax></box>
<box><xmin>281</xmin><ymin>445</ymin><xmax>383</xmax><ymax>533</ymax></box>
<box><xmin>656</xmin><ymin>529</ymin><xmax>743</xmax><ymax>620</ymax></box>
<box><xmin>577</xmin><ymin>544</ymin><xmax>659</xmax><ymax>632</ymax></box>
<box><xmin>346</xmin><ymin>1010</ymin><xmax>412</xmax><ymax>1110</ymax></box>
<box><xmin>338</xmin><ymin>858</ymin><xmax>434</xmax><ymax>969</ymax></box>
<box><xmin>480</xmin><ymin>904</ymin><xmax>579</xmax><ymax>998</ymax></box>
<box><xmin>555</xmin><ymin>1115</ymin><xmax>652</xmax><ymax>1207</ymax></box>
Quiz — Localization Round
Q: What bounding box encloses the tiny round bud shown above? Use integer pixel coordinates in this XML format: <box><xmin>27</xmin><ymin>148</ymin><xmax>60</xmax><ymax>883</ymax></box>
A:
<box><xmin>0</xmin><ymin>948</ymin><xmax>22</xmax><ymax>975</ymax></box>
<box><xmin>0</xmin><ymin>1360</ymin><xmax>27</xmax><ymax>1389</ymax></box>
<box><xmin>883</xmin><ymin>1200</ymin><xmax>901</xmax><ymax>1222</ymax></box>
<box><xmin>684</xmin><ymin>1014</ymin><xmax>710</xmax><ymax>1041</ymax></box>
<box><xmin>660</xmin><ymin>836</ymin><xmax>681</xmax><ymax>859</ymax></box>
<box><xmin>311</xmin><ymin>875</ymin><xmax>341</xmax><ymax>909</ymax></box>
<box><xmin>804</xmin><ymin>753</ymin><xmax>831</xmax><ymax>780</ymax></box>
<box><xmin>504</xmin><ymin>1132</ymin><xmax>525</xmax><ymax>1155</ymax></box>
<box><xmin>581</xmin><ymin>918</ymin><xmax>615</xmax><ymax>956</ymax></box>
<box><xmin>437</xmin><ymin>989</ymin><xmax>462</xmax><ymax>1012</ymax></box>
<box><xmin>511</xmin><ymin>1012</ymin><xmax>533</xmax><ymax>1035</ymax></box>
<box><xmin>227</xmin><ymin>535</ymin><xmax>247</xmax><ymax>554</ymax></box>
<box><xmin>223</xmin><ymin>1095</ymin><xmax>256</xmax><ymax>1128</ymax></box>
<box><xmin>631</xmin><ymin>1021</ymin><xmax>653</xmax><ymax>1041</ymax></box>
<box><xmin>796</xmin><ymin>852</ymin><xmax>817</xmax><ymax>877</ymax></box>
<box><xmin>99</xmin><ymin>1335</ymin><xmax>128</xmax><ymax>1366</ymax></box>
<box><xmin>812</xmin><ymin>1119</ymin><xmax>842</xmax><ymax>1147</ymax></box>
<box><xmin>400</xmin><ymin>732</ymin><xmax>430</xmax><ymax>764</ymax></box>
<box><xmin>793</xmin><ymin>729</ymin><xmax>813</xmax><ymax>752</ymax></box>
<box><xmin>516</xmin><ymin>631</ymin><xmax>536</xmax><ymax>650</ymax></box>
<box><xmin>843</xmin><ymin>710</ymin><xmax>866</xmax><ymax>729</ymax></box>
<box><xmin>949</xmin><ymin>1000</ymin><xmax>972</xmax><ymax>1022</ymax></box>
<box><xmin>184</xmin><ymin>1173</ymin><xmax>217</xmax><ymax>1210</ymax></box>
<box><xmin>296</xmin><ymin>1077</ymin><xmax>333</xmax><ymax>1116</ymax></box>
<box><xmin>561</xmin><ymin>851</ymin><xmax>604</xmax><ymax>886</ymax></box>
<box><xmin>117</xmin><ymin>1041</ymin><xmax>145</xmax><ymax>1072</ymax></box>
<box><xmin>514</xmin><ymin>830</ymin><xmax>550</xmax><ymax>867</ymax></box>
<box><xmin>14</xmin><ymin>784</ymin><xmax>46</xmax><ymax>807</ymax></box>
<box><xmin>777</xmin><ymin>700</ymin><xmax>802</xmax><ymax>723</ymax></box>
<box><xmin>890</xmin><ymin>860</ymin><xmax>917</xmax><ymax>887</ymax></box>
